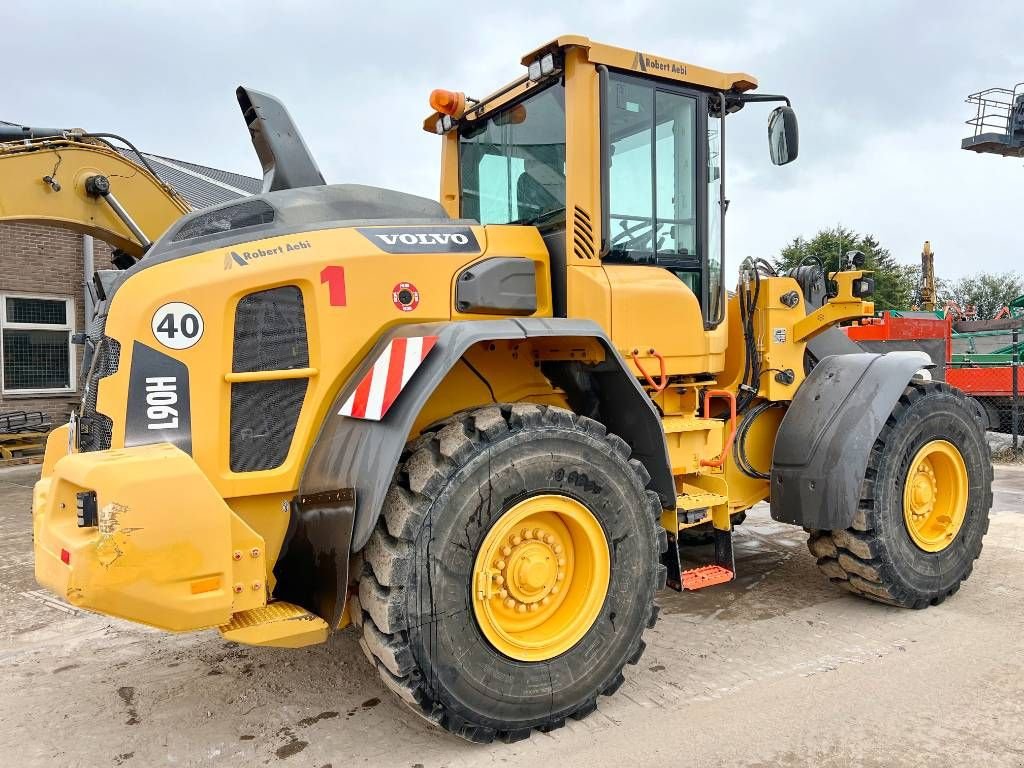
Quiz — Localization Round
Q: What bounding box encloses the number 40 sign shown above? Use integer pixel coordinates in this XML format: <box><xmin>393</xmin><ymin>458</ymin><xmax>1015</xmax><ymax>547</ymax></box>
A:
<box><xmin>151</xmin><ymin>302</ymin><xmax>205</xmax><ymax>350</ymax></box>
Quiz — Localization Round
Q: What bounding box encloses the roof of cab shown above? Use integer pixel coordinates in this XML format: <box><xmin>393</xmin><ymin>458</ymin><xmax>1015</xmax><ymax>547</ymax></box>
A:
<box><xmin>522</xmin><ymin>35</ymin><xmax>757</xmax><ymax>92</ymax></box>
<box><xmin>422</xmin><ymin>35</ymin><xmax>757</xmax><ymax>132</ymax></box>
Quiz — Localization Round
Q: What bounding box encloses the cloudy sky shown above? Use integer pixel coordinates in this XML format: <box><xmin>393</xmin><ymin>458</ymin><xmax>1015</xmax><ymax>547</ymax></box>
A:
<box><xmin>6</xmin><ymin>1</ymin><xmax>1022</xmax><ymax>280</ymax></box>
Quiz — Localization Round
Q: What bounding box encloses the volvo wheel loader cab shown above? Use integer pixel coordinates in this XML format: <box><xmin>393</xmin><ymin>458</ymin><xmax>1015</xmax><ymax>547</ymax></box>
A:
<box><xmin>25</xmin><ymin>35</ymin><xmax>992</xmax><ymax>743</ymax></box>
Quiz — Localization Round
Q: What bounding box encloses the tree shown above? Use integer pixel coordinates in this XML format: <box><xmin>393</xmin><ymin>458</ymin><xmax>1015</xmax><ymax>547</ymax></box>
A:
<box><xmin>774</xmin><ymin>226</ymin><xmax>917</xmax><ymax>311</ymax></box>
<box><xmin>939</xmin><ymin>272</ymin><xmax>1024</xmax><ymax>319</ymax></box>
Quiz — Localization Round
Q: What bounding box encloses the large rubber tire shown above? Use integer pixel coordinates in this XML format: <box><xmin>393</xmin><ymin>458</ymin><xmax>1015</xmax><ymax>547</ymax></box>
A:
<box><xmin>351</xmin><ymin>404</ymin><xmax>667</xmax><ymax>743</ymax></box>
<box><xmin>808</xmin><ymin>381</ymin><xmax>993</xmax><ymax>608</ymax></box>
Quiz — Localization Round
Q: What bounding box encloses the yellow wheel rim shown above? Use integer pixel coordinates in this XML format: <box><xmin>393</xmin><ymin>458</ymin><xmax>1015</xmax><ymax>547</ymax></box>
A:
<box><xmin>902</xmin><ymin>440</ymin><xmax>969</xmax><ymax>553</ymax></box>
<box><xmin>472</xmin><ymin>494</ymin><xmax>610</xmax><ymax>662</ymax></box>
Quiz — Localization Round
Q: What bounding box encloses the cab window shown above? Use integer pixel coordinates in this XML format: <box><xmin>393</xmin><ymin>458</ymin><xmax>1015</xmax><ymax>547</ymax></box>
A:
<box><xmin>603</xmin><ymin>72</ymin><xmax>719</xmax><ymax>323</ymax></box>
<box><xmin>459</xmin><ymin>84</ymin><xmax>567</xmax><ymax>226</ymax></box>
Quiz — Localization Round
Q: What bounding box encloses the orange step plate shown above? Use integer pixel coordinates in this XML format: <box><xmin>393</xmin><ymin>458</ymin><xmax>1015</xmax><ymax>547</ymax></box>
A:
<box><xmin>681</xmin><ymin>565</ymin><xmax>734</xmax><ymax>591</ymax></box>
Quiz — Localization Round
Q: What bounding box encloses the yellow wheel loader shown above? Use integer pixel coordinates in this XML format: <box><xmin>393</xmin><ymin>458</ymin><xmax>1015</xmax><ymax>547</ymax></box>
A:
<box><xmin>7</xmin><ymin>35</ymin><xmax>992</xmax><ymax>743</ymax></box>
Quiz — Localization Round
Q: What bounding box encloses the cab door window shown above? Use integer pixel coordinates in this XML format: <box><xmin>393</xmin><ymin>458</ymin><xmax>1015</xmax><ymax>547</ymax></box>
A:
<box><xmin>603</xmin><ymin>73</ymin><xmax>709</xmax><ymax>313</ymax></box>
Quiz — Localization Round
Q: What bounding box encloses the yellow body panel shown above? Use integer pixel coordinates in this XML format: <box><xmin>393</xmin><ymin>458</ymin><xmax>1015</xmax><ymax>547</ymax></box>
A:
<box><xmin>34</xmin><ymin>443</ymin><xmax>265</xmax><ymax>631</ymax></box>
<box><xmin>604</xmin><ymin>265</ymin><xmax>725</xmax><ymax>376</ymax></box>
<box><xmin>95</xmin><ymin>224</ymin><xmax>549</xmax><ymax>500</ymax></box>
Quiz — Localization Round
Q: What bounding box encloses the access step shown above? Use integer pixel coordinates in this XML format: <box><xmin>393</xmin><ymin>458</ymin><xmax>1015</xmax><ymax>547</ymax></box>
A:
<box><xmin>662</xmin><ymin>526</ymin><xmax>736</xmax><ymax>591</ymax></box>
<box><xmin>218</xmin><ymin>601</ymin><xmax>328</xmax><ymax>648</ymax></box>
<box><xmin>681</xmin><ymin>565</ymin><xmax>734</xmax><ymax>590</ymax></box>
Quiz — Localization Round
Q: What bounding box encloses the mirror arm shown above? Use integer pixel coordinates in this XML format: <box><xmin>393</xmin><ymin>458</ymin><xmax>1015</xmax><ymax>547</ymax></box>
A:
<box><xmin>734</xmin><ymin>93</ymin><xmax>792</xmax><ymax>107</ymax></box>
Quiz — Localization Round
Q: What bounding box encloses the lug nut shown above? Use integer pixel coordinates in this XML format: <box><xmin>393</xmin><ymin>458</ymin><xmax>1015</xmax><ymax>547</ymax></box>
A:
<box><xmin>251</xmin><ymin>581</ymin><xmax>262</xmax><ymax>592</ymax></box>
<box><xmin>233</xmin><ymin>583</ymin><xmax>243</xmax><ymax>594</ymax></box>
<box><xmin>250</xmin><ymin>548</ymin><xmax>261</xmax><ymax>559</ymax></box>
<box><xmin>232</xmin><ymin>550</ymin><xmax>242</xmax><ymax>561</ymax></box>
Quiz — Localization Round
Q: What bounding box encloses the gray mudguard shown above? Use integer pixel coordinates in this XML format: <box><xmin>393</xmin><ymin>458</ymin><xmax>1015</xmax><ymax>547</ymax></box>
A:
<box><xmin>770</xmin><ymin>351</ymin><xmax>930</xmax><ymax>530</ymax></box>
<box><xmin>283</xmin><ymin>318</ymin><xmax>673</xmax><ymax>623</ymax></box>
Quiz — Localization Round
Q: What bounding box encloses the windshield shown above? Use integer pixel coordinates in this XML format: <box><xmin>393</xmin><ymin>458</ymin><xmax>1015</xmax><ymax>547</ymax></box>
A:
<box><xmin>459</xmin><ymin>83</ymin><xmax>566</xmax><ymax>226</ymax></box>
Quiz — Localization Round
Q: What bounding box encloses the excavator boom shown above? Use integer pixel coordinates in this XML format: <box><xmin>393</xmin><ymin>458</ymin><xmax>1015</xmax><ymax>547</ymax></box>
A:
<box><xmin>0</xmin><ymin>135</ymin><xmax>190</xmax><ymax>256</ymax></box>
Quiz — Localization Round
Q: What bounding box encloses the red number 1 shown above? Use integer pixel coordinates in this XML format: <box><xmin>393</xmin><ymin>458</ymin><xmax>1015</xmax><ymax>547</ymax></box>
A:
<box><xmin>320</xmin><ymin>266</ymin><xmax>347</xmax><ymax>306</ymax></box>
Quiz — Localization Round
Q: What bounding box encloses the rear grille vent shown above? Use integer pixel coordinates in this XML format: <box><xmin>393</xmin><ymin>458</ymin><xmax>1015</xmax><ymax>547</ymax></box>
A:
<box><xmin>78</xmin><ymin>333</ymin><xmax>120</xmax><ymax>453</ymax></box>
<box><xmin>232</xmin><ymin>287</ymin><xmax>309</xmax><ymax>372</ymax></box>
<box><xmin>170</xmin><ymin>199</ymin><xmax>275</xmax><ymax>242</ymax></box>
<box><xmin>230</xmin><ymin>381</ymin><xmax>307</xmax><ymax>472</ymax></box>
<box><xmin>573</xmin><ymin>206</ymin><xmax>596</xmax><ymax>260</ymax></box>
<box><xmin>230</xmin><ymin>286</ymin><xmax>309</xmax><ymax>472</ymax></box>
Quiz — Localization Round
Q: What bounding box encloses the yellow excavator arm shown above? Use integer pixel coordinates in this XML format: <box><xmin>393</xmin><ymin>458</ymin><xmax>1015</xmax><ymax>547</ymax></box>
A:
<box><xmin>0</xmin><ymin>133</ymin><xmax>190</xmax><ymax>256</ymax></box>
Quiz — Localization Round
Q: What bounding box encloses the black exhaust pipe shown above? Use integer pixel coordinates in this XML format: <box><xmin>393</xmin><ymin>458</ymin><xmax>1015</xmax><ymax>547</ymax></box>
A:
<box><xmin>236</xmin><ymin>87</ymin><xmax>325</xmax><ymax>193</ymax></box>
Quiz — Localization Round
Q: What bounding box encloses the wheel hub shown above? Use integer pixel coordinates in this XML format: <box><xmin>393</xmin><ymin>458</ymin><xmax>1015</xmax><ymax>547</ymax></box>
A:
<box><xmin>472</xmin><ymin>495</ymin><xmax>609</xmax><ymax>661</ymax></box>
<box><xmin>902</xmin><ymin>440</ymin><xmax>968</xmax><ymax>553</ymax></box>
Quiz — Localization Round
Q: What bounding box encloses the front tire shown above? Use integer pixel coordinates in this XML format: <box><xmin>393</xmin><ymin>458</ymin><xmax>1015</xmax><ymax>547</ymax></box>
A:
<box><xmin>352</xmin><ymin>404</ymin><xmax>666</xmax><ymax>742</ymax></box>
<box><xmin>809</xmin><ymin>381</ymin><xmax>993</xmax><ymax>608</ymax></box>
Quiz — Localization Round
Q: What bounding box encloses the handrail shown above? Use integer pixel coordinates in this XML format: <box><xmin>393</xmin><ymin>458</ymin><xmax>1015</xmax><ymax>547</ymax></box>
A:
<box><xmin>630</xmin><ymin>348</ymin><xmax>669</xmax><ymax>392</ymax></box>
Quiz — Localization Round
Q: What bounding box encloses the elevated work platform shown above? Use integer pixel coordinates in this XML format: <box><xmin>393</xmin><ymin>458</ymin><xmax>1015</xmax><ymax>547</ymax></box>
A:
<box><xmin>962</xmin><ymin>84</ymin><xmax>1024</xmax><ymax>157</ymax></box>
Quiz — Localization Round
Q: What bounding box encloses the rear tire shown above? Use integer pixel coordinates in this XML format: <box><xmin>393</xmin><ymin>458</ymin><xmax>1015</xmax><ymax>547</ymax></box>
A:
<box><xmin>352</xmin><ymin>404</ymin><xmax>666</xmax><ymax>742</ymax></box>
<box><xmin>809</xmin><ymin>381</ymin><xmax>992</xmax><ymax>608</ymax></box>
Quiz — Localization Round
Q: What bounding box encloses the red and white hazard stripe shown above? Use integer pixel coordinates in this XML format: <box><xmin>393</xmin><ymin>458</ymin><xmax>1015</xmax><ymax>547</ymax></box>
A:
<box><xmin>339</xmin><ymin>335</ymin><xmax>438</xmax><ymax>421</ymax></box>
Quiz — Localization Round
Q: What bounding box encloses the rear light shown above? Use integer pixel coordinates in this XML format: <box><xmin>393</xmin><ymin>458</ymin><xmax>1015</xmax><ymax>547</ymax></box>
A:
<box><xmin>60</xmin><ymin>548</ymin><xmax>71</xmax><ymax>565</ymax></box>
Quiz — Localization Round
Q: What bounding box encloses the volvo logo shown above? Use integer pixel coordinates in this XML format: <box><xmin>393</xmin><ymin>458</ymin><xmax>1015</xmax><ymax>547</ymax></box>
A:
<box><xmin>357</xmin><ymin>226</ymin><xmax>480</xmax><ymax>254</ymax></box>
<box><xmin>374</xmin><ymin>232</ymin><xmax>470</xmax><ymax>246</ymax></box>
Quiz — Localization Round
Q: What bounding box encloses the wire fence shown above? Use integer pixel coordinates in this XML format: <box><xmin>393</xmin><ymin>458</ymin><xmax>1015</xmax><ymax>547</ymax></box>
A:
<box><xmin>948</xmin><ymin>323</ymin><xmax>1024</xmax><ymax>462</ymax></box>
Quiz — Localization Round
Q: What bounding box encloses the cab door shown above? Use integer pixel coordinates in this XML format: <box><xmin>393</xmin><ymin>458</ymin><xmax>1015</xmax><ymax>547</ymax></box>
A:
<box><xmin>598</xmin><ymin>71</ymin><xmax>726</xmax><ymax>376</ymax></box>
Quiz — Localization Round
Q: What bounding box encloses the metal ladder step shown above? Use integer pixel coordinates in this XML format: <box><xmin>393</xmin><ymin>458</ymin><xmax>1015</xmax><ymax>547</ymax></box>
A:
<box><xmin>218</xmin><ymin>601</ymin><xmax>328</xmax><ymax>648</ymax></box>
<box><xmin>681</xmin><ymin>565</ymin><xmax>734</xmax><ymax>590</ymax></box>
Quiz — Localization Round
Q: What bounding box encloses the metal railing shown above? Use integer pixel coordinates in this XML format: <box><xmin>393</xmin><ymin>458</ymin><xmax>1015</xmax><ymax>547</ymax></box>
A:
<box><xmin>965</xmin><ymin>83</ymin><xmax>1024</xmax><ymax>138</ymax></box>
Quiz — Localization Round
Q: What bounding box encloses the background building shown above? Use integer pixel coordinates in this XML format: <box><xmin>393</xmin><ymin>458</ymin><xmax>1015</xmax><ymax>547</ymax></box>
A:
<box><xmin>0</xmin><ymin>130</ymin><xmax>258</xmax><ymax>425</ymax></box>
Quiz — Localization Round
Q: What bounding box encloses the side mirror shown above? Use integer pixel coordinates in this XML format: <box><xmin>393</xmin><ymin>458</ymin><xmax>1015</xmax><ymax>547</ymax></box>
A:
<box><xmin>768</xmin><ymin>106</ymin><xmax>799</xmax><ymax>166</ymax></box>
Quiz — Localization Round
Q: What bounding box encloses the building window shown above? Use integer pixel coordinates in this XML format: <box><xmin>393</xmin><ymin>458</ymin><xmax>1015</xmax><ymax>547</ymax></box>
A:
<box><xmin>1</xmin><ymin>294</ymin><xmax>76</xmax><ymax>394</ymax></box>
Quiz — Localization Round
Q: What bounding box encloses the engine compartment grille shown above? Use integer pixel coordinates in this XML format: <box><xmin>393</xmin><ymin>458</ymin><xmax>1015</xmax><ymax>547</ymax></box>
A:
<box><xmin>78</xmin><ymin>324</ymin><xmax>120</xmax><ymax>453</ymax></box>
<box><xmin>230</xmin><ymin>286</ymin><xmax>309</xmax><ymax>472</ymax></box>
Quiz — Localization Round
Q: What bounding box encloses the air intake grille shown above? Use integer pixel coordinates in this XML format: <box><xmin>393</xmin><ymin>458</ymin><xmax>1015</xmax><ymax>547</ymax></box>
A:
<box><xmin>232</xmin><ymin>286</ymin><xmax>309</xmax><ymax>372</ymax></box>
<box><xmin>573</xmin><ymin>206</ymin><xmax>596</xmax><ymax>260</ymax></box>
<box><xmin>230</xmin><ymin>380</ymin><xmax>307</xmax><ymax>472</ymax></box>
<box><xmin>170</xmin><ymin>199</ymin><xmax>275</xmax><ymax>242</ymax></box>
<box><xmin>230</xmin><ymin>286</ymin><xmax>309</xmax><ymax>472</ymax></box>
<box><xmin>78</xmin><ymin>333</ymin><xmax>120</xmax><ymax>453</ymax></box>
